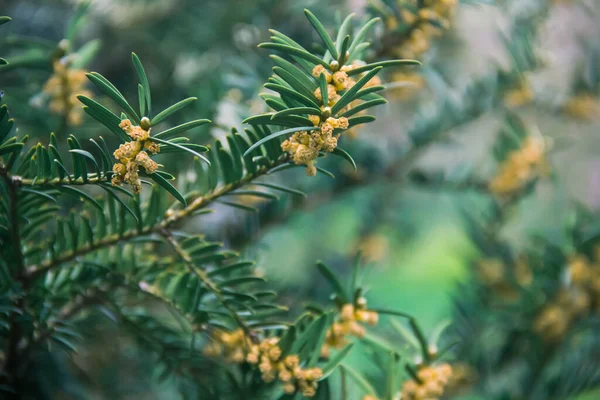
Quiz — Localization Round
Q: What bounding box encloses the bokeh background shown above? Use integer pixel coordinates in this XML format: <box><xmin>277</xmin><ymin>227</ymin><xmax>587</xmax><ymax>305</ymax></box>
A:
<box><xmin>3</xmin><ymin>0</ymin><xmax>600</xmax><ymax>398</ymax></box>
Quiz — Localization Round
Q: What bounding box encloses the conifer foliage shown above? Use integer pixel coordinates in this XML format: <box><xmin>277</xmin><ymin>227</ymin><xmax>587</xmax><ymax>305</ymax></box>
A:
<box><xmin>0</xmin><ymin>7</ymin><xmax>422</xmax><ymax>399</ymax></box>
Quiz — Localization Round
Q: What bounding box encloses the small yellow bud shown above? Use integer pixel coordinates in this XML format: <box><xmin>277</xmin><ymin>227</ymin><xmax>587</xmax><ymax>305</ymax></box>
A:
<box><xmin>144</xmin><ymin>141</ymin><xmax>160</xmax><ymax>155</ymax></box>
<box><xmin>113</xmin><ymin>163</ymin><xmax>126</xmax><ymax>176</ymax></box>
<box><xmin>140</xmin><ymin>116</ymin><xmax>151</xmax><ymax>130</ymax></box>
<box><xmin>312</xmin><ymin>65</ymin><xmax>332</xmax><ymax>82</ymax></box>
<box><xmin>283</xmin><ymin>383</ymin><xmax>296</xmax><ymax>394</ymax></box>
<box><xmin>320</xmin><ymin>122</ymin><xmax>334</xmax><ymax>136</ymax></box>
<box><xmin>308</xmin><ymin>114</ymin><xmax>321</xmax><ymax>126</ymax></box>
<box><xmin>340</xmin><ymin>304</ymin><xmax>354</xmax><ymax>321</ymax></box>
<box><xmin>119</xmin><ymin>119</ymin><xmax>132</xmax><ymax>131</ymax></box>
<box><xmin>135</xmin><ymin>151</ymin><xmax>158</xmax><ymax>174</ymax></box>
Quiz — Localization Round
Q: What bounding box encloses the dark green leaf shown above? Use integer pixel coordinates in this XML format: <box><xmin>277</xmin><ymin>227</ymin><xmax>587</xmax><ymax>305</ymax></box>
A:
<box><xmin>150</xmin><ymin>137</ymin><xmax>210</xmax><ymax>165</ymax></box>
<box><xmin>316</xmin><ymin>261</ymin><xmax>349</xmax><ymax>303</ymax></box>
<box><xmin>149</xmin><ymin>172</ymin><xmax>186</xmax><ymax>205</ymax></box>
<box><xmin>319</xmin><ymin>343</ymin><xmax>354</xmax><ymax>380</ymax></box>
<box><xmin>254</xmin><ymin>182</ymin><xmax>307</xmax><ymax>197</ymax></box>
<box><xmin>264</xmin><ymin>83</ymin><xmax>320</xmax><ymax>109</ymax></box>
<box><xmin>224</xmin><ymin>190</ymin><xmax>279</xmax><ymax>200</ymax></box>
<box><xmin>319</xmin><ymin>73</ymin><xmax>329</xmax><ymax>106</ymax></box>
<box><xmin>331</xmin><ymin>148</ymin><xmax>356</xmax><ymax>171</ymax></box>
<box><xmin>348</xmin><ymin>115</ymin><xmax>376</xmax><ymax>128</ymax></box>
<box><xmin>20</xmin><ymin>188</ymin><xmax>57</xmax><ymax>203</ymax></box>
<box><xmin>86</xmin><ymin>72</ymin><xmax>140</xmax><ymax>123</ymax></box>
<box><xmin>216</xmin><ymin>200</ymin><xmax>258</xmax><ymax>213</ymax></box>
<box><xmin>132</xmin><ymin>52</ymin><xmax>151</xmax><ymax>114</ymax></box>
<box><xmin>340</xmin><ymin>98</ymin><xmax>387</xmax><ymax>118</ymax></box>
<box><xmin>304</xmin><ymin>9</ymin><xmax>338</xmax><ymax>60</ymax></box>
<box><xmin>340</xmin><ymin>364</ymin><xmax>378</xmax><ymax>396</ymax></box>
<box><xmin>69</xmin><ymin>149</ymin><xmax>101</xmax><ymax>177</ymax></box>
<box><xmin>347</xmin><ymin>17</ymin><xmax>380</xmax><ymax>57</ymax></box>
<box><xmin>270</xmin><ymin>55</ymin><xmax>317</xmax><ymax>91</ymax></box>
<box><xmin>207</xmin><ymin>261</ymin><xmax>254</xmax><ymax>277</ymax></box>
<box><xmin>150</xmin><ymin>97</ymin><xmax>197</xmax><ymax>126</ymax></box>
<box><xmin>258</xmin><ymin>43</ymin><xmax>329</xmax><ymax>67</ymax></box>
<box><xmin>78</xmin><ymin>95</ymin><xmax>130</xmax><ymax>142</ymax></box>
<box><xmin>336</xmin><ymin>14</ymin><xmax>355</xmax><ymax>55</ymax></box>
<box><xmin>153</xmin><ymin>119</ymin><xmax>211</xmax><ymax>139</ymax></box>
<box><xmin>273</xmin><ymin>66</ymin><xmax>317</xmax><ymax>100</ymax></box>
<box><xmin>58</xmin><ymin>186</ymin><xmax>103</xmax><ymax>211</ymax></box>
<box><xmin>0</xmin><ymin>143</ymin><xmax>23</xmax><ymax>156</ymax></box>
<box><xmin>219</xmin><ymin>276</ymin><xmax>266</xmax><ymax>287</ymax></box>
<box><xmin>346</xmin><ymin>59</ymin><xmax>421</xmax><ymax>76</ymax></box>
<box><xmin>137</xmin><ymin>84</ymin><xmax>146</xmax><ymax>116</ymax></box>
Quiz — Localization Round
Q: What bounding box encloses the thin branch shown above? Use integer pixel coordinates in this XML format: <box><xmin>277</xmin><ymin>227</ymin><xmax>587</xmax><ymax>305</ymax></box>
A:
<box><xmin>25</xmin><ymin>156</ymin><xmax>290</xmax><ymax>279</ymax></box>
<box><xmin>17</xmin><ymin>174</ymin><xmax>110</xmax><ymax>186</ymax></box>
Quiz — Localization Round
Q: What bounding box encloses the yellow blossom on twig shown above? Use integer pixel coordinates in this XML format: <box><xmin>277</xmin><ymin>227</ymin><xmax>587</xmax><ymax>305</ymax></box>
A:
<box><xmin>401</xmin><ymin>363</ymin><xmax>453</xmax><ymax>400</ymax></box>
<box><xmin>43</xmin><ymin>59</ymin><xmax>91</xmax><ymax>126</ymax></box>
<box><xmin>111</xmin><ymin>118</ymin><xmax>159</xmax><ymax>194</ymax></box>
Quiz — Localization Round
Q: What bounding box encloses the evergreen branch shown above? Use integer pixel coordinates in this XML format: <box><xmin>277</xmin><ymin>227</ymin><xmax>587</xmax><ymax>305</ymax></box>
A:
<box><xmin>25</xmin><ymin>156</ymin><xmax>291</xmax><ymax>279</ymax></box>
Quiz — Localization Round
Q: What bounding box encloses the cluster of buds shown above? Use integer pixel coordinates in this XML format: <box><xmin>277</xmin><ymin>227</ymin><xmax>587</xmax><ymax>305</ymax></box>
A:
<box><xmin>562</xmin><ymin>94</ymin><xmax>600</xmax><ymax>121</ymax></box>
<box><xmin>204</xmin><ymin>330</ymin><xmax>323</xmax><ymax>397</ymax></box>
<box><xmin>246</xmin><ymin>337</ymin><xmax>323</xmax><ymax>397</ymax></box>
<box><xmin>444</xmin><ymin>362</ymin><xmax>477</xmax><ymax>395</ymax></box>
<box><xmin>475</xmin><ymin>255</ymin><xmax>533</xmax><ymax>301</ymax></box>
<box><xmin>503</xmin><ymin>78</ymin><xmax>535</xmax><ymax>109</ymax></box>
<box><xmin>488</xmin><ymin>136</ymin><xmax>548</xmax><ymax>196</ymax></box>
<box><xmin>281</xmin><ymin>63</ymin><xmax>381</xmax><ymax>176</ymax></box>
<box><xmin>534</xmin><ymin>251</ymin><xmax>600</xmax><ymax>341</ymax></box>
<box><xmin>386</xmin><ymin>0</ymin><xmax>457</xmax><ymax>59</ymax></box>
<box><xmin>320</xmin><ymin>298</ymin><xmax>379</xmax><ymax>358</ymax></box>
<box><xmin>112</xmin><ymin>119</ymin><xmax>160</xmax><ymax>194</ymax></box>
<box><xmin>203</xmin><ymin>328</ymin><xmax>251</xmax><ymax>363</ymax></box>
<box><xmin>43</xmin><ymin>58</ymin><xmax>91</xmax><ymax>126</ymax></box>
<box><xmin>401</xmin><ymin>363</ymin><xmax>453</xmax><ymax>400</ymax></box>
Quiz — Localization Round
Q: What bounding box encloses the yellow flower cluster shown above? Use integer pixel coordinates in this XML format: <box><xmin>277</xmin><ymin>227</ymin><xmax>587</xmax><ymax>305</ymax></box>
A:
<box><xmin>534</xmin><ymin>251</ymin><xmax>600</xmax><ymax>341</ymax></box>
<box><xmin>562</xmin><ymin>94</ymin><xmax>600</xmax><ymax>121</ymax></box>
<box><xmin>401</xmin><ymin>363</ymin><xmax>453</xmax><ymax>400</ymax></box>
<box><xmin>388</xmin><ymin>0</ymin><xmax>457</xmax><ymax>59</ymax></box>
<box><xmin>503</xmin><ymin>80</ymin><xmax>535</xmax><ymax>109</ymax></box>
<box><xmin>533</xmin><ymin>289</ymin><xmax>589</xmax><ymax>342</ymax></box>
<box><xmin>476</xmin><ymin>256</ymin><xmax>533</xmax><ymax>301</ymax></box>
<box><xmin>204</xmin><ymin>329</ymin><xmax>323</xmax><ymax>397</ymax></box>
<box><xmin>112</xmin><ymin>119</ymin><xmax>160</xmax><ymax>194</ymax></box>
<box><xmin>280</xmin><ymin>63</ymin><xmax>381</xmax><ymax>176</ymax></box>
<box><xmin>43</xmin><ymin>60</ymin><xmax>91</xmax><ymax>126</ymax></box>
<box><xmin>203</xmin><ymin>328</ymin><xmax>250</xmax><ymax>363</ymax></box>
<box><xmin>488</xmin><ymin>136</ymin><xmax>547</xmax><ymax>196</ymax></box>
<box><xmin>247</xmin><ymin>337</ymin><xmax>323</xmax><ymax>397</ymax></box>
<box><xmin>320</xmin><ymin>300</ymin><xmax>379</xmax><ymax>358</ymax></box>
<box><xmin>355</xmin><ymin>233</ymin><xmax>389</xmax><ymax>263</ymax></box>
